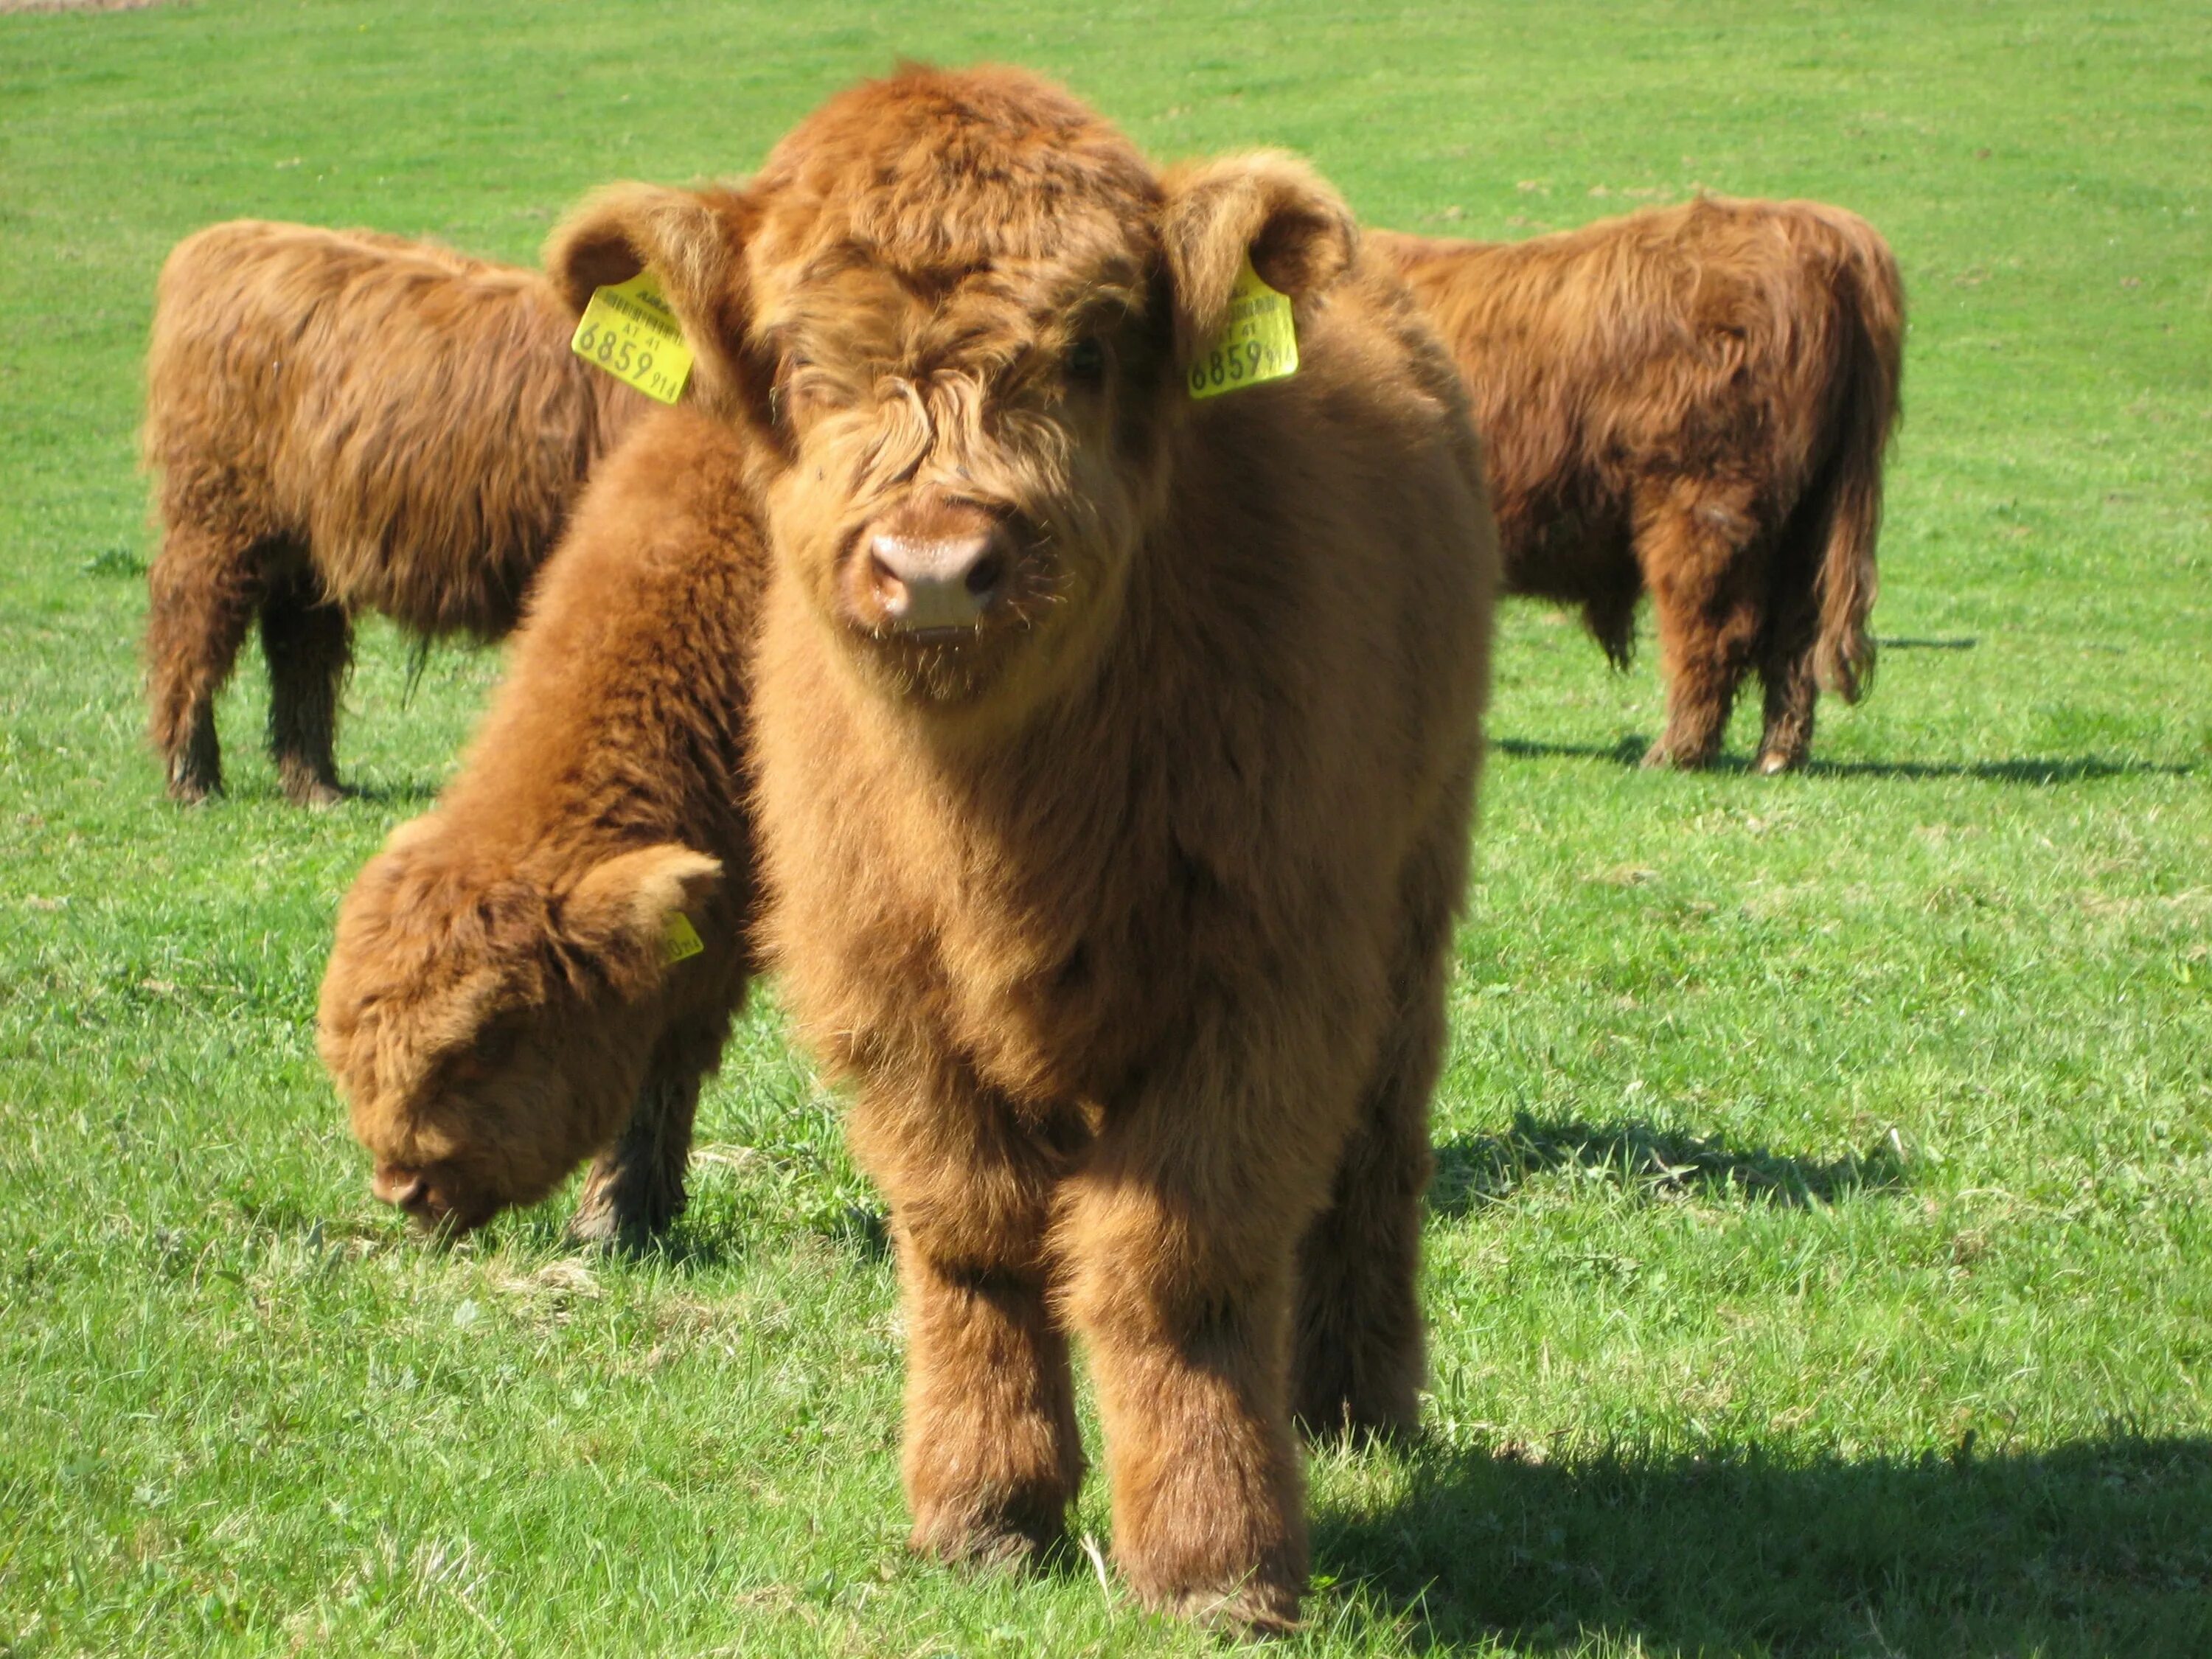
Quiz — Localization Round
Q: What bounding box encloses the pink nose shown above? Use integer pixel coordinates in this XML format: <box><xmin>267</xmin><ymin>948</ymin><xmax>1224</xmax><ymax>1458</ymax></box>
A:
<box><xmin>371</xmin><ymin>1164</ymin><xmax>429</xmax><ymax>1213</ymax></box>
<box><xmin>868</xmin><ymin>532</ymin><xmax>1009</xmax><ymax>632</ymax></box>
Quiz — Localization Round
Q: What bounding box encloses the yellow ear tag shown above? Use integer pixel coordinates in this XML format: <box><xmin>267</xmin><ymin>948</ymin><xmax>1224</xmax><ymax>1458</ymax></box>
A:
<box><xmin>661</xmin><ymin>911</ymin><xmax>705</xmax><ymax>964</ymax></box>
<box><xmin>1186</xmin><ymin>257</ymin><xmax>1298</xmax><ymax>400</ymax></box>
<box><xmin>571</xmin><ymin>271</ymin><xmax>694</xmax><ymax>405</ymax></box>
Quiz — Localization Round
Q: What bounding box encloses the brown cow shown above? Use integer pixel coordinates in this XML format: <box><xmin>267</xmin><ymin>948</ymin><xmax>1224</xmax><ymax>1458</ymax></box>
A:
<box><xmin>142</xmin><ymin>220</ymin><xmax>649</xmax><ymax>805</ymax></box>
<box><xmin>318</xmin><ymin>406</ymin><xmax>761</xmax><ymax>1249</ymax></box>
<box><xmin>546</xmin><ymin>65</ymin><xmax>1495</xmax><ymax>1630</ymax></box>
<box><xmin>1377</xmin><ymin>196</ymin><xmax>1902</xmax><ymax>771</ymax></box>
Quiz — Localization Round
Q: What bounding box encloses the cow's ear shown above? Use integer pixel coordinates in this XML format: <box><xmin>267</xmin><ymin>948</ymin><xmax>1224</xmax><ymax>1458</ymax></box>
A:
<box><xmin>544</xmin><ymin>183</ymin><xmax>754</xmax><ymax>409</ymax></box>
<box><xmin>1156</xmin><ymin>151</ymin><xmax>1358</xmax><ymax>361</ymax></box>
<box><xmin>555</xmin><ymin>844</ymin><xmax>723</xmax><ymax>999</ymax></box>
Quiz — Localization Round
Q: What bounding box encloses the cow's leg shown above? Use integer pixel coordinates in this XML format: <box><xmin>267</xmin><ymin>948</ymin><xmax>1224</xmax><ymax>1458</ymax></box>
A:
<box><xmin>1754</xmin><ymin>626</ymin><xmax>1820</xmax><ymax>774</ymax></box>
<box><xmin>858</xmin><ymin>1070</ymin><xmax>1080</xmax><ymax>1566</ymax></box>
<box><xmin>1293</xmin><ymin>785</ymin><xmax>1469</xmax><ymax>1440</ymax></box>
<box><xmin>1060</xmin><ymin>1035</ymin><xmax>1352</xmax><ymax>1631</ymax></box>
<box><xmin>1753</xmin><ymin>557</ymin><xmax>1823</xmax><ymax>775</ymax></box>
<box><xmin>1634</xmin><ymin>482</ymin><xmax>1766</xmax><ymax>770</ymax></box>
<box><xmin>145</xmin><ymin>521</ymin><xmax>264</xmax><ymax>804</ymax></box>
<box><xmin>260</xmin><ymin>560</ymin><xmax>352</xmax><ymax>807</ymax></box>
<box><xmin>568</xmin><ymin>1024</ymin><xmax>714</xmax><ymax>1251</ymax></box>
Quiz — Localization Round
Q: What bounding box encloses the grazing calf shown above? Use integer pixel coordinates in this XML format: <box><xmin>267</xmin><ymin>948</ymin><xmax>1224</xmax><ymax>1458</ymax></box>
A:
<box><xmin>548</xmin><ymin>65</ymin><xmax>1495</xmax><ymax>1629</ymax></box>
<box><xmin>1377</xmin><ymin>196</ymin><xmax>1902</xmax><ymax>771</ymax></box>
<box><xmin>142</xmin><ymin>220</ymin><xmax>648</xmax><ymax>804</ymax></box>
<box><xmin>318</xmin><ymin>408</ymin><xmax>760</xmax><ymax>1249</ymax></box>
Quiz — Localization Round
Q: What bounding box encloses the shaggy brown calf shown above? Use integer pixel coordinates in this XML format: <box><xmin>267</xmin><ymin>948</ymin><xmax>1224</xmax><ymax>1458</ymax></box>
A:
<box><xmin>317</xmin><ymin>407</ymin><xmax>760</xmax><ymax>1248</ymax></box>
<box><xmin>548</xmin><ymin>65</ymin><xmax>1495</xmax><ymax>1629</ymax></box>
<box><xmin>142</xmin><ymin>220</ymin><xmax>648</xmax><ymax>805</ymax></box>
<box><xmin>1377</xmin><ymin>196</ymin><xmax>1902</xmax><ymax>771</ymax></box>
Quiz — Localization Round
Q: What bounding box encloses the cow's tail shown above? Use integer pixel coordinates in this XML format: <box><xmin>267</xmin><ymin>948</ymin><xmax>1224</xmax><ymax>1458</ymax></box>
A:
<box><xmin>1804</xmin><ymin>210</ymin><xmax>1905</xmax><ymax>704</ymax></box>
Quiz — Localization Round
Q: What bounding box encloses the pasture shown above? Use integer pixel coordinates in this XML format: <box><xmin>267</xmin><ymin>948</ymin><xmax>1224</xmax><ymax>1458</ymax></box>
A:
<box><xmin>2</xmin><ymin>1</ymin><xmax>2207</xmax><ymax>1653</ymax></box>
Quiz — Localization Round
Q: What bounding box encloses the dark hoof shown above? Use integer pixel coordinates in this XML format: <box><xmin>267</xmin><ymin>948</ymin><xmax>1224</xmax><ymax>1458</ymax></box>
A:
<box><xmin>1642</xmin><ymin>738</ymin><xmax>1717</xmax><ymax>771</ymax></box>
<box><xmin>1143</xmin><ymin>1576</ymin><xmax>1304</xmax><ymax>1635</ymax></box>
<box><xmin>911</xmin><ymin>1512</ymin><xmax>1064</xmax><ymax>1573</ymax></box>
<box><xmin>283</xmin><ymin>777</ymin><xmax>350</xmax><ymax>809</ymax></box>
<box><xmin>567</xmin><ymin>1167</ymin><xmax>684</xmax><ymax>1253</ymax></box>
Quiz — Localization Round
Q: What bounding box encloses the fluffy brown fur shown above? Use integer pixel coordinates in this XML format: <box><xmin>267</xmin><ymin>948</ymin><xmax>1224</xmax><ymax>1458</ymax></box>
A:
<box><xmin>142</xmin><ymin>220</ymin><xmax>649</xmax><ymax>804</ymax></box>
<box><xmin>546</xmin><ymin>65</ymin><xmax>1495</xmax><ymax>1630</ymax></box>
<box><xmin>317</xmin><ymin>406</ymin><xmax>761</xmax><ymax>1249</ymax></box>
<box><xmin>1377</xmin><ymin>196</ymin><xmax>1902</xmax><ymax>771</ymax></box>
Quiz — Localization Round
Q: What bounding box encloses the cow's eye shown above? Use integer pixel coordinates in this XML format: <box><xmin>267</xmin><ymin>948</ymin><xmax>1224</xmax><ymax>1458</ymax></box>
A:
<box><xmin>772</xmin><ymin>352</ymin><xmax>813</xmax><ymax>425</ymax></box>
<box><xmin>1065</xmin><ymin>338</ymin><xmax>1107</xmax><ymax>382</ymax></box>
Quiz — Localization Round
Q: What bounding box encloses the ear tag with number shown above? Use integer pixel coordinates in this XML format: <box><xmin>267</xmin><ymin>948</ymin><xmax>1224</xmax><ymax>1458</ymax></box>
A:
<box><xmin>662</xmin><ymin>911</ymin><xmax>705</xmax><ymax>964</ymax></box>
<box><xmin>1186</xmin><ymin>257</ymin><xmax>1298</xmax><ymax>400</ymax></box>
<box><xmin>571</xmin><ymin>271</ymin><xmax>694</xmax><ymax>405</ymax></box>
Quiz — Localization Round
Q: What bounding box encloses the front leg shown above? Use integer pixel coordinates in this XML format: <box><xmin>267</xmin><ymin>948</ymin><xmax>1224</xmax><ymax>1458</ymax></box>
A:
<box><xmin>570</xmin><ymin>1016</ymin><xmax>731</xmax><ymax>1251</ymax></box>
<box><xmin>1057</xmin><ymin>1016</ymin><xmax>1360</xmax><ymax>1632</ymax></box>
<box><xmin>568</xmin><ymin>1063</ymin><xmax>701</xmax><ymax>1250</ymax></box>
<box><xmin>852</xmin><ymin>1068</ymin><xmax>1083</xmax><ymax>1565</ymax></box>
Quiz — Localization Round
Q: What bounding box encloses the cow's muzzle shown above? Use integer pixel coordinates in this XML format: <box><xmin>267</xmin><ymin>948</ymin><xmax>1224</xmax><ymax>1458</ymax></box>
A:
<box><xmin>865</xmin><ymin>528</ymin><xmax>1013</xmax><ymax>633</ymax></box>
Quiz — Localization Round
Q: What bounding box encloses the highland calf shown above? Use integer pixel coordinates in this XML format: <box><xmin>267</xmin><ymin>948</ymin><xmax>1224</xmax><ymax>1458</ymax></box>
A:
<box><xmin>143</xmin><ymin>220</ymin><xmax>649</xmax><ymax>804</ymax></box>
<box><xmin>548</xmin><ymin>66</ymin><xmax>1495</xmax><ymax>1629</ymax></box>
<box><xmin>319</xmin><ymin>408</ymin><xmax>761</xmax><ymax>1249</ymax></box>
<box><xmin>1377</xmin><ymin>196</ymin><xmax>1903</xmax><ymax>771</ymax></box>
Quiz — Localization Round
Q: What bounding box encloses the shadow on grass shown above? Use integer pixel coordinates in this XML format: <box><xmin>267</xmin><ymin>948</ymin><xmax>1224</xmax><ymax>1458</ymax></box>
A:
<box><xmin>1318</xmin><ymin>1432</ymin><xmax>2212</xmax><ymax>1655</ymax></box>
<box><xmin>1494</xmin><ymin>736</ymin><xmax>2196</xmax><ymax>784</ymax></box>
<box><xmin>336</xmin><ymin>776</ymin><xmax>445</xmax><ymax>808</ymax></box>
<box><xmin>1430</xmin><ymin>1114</ymin><xmax>1907</xmax><ymax>1217</ymax></box>
<box><xmin>634</xmin><ymin>1202</ymin><xmax>891</xmax><ymax>1274</ymax></box>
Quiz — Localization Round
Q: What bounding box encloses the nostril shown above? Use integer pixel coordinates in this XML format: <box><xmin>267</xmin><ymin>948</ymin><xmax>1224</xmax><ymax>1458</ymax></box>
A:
<box><xmin>964</xmin><ymin>550</ymin><xmax>1007</xmax><ymax>599</ymax></box>
<box><xmin>868</xmin><ymin>548</ymin><xmax>913</xmax><ymax>616</ymax></box>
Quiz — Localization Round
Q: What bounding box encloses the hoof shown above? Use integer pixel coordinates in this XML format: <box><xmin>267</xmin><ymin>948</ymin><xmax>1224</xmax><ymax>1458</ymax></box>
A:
<box><xmin>284</xmin><ymin>778</ymin><xmax>350</xmax><ymax>809</ymax></box>
<box><xmin>166</xmin><ymin>756</ymin><xmax>223</xmax><ymax>805</ymax></box>
<box><xmin>568</xmin><ymin>1161</ymin><xmax>684</xmax><ymax>1253</ymax></box>
<box><xmin>1641</xmin><ymin>740</ymin><xmax>1714</xmax><ymax>772</ymax></box>
<box><xmin>1144</xmin><ymin>1576</ymin><xmax>1303</xmax><ymax>1635</ymax></box>
<box><xmin>566</xmin><ymin>1192</ymin><xmax>676</xmax><ymax>1254</ymax></box>
<box><xmin>911</xmin><ymin>1508</ymin><xmax>1063</xmax><ymax>1573</ymax></box>
<box><xmin>1753</xmin><ymin>748</ymin><xmax>1801</xmax><ymax>776</ymax></box>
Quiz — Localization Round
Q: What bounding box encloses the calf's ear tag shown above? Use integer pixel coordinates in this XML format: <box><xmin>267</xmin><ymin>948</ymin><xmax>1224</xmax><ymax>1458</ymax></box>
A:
<box><xmin>571</xmin><ymin>271</ymin><xmax>694</xmax><ymax>405</ymax></box>
<box><xmin>1186</xmin><ymin>257</ymin><xmax>1298</xmax><ymax>400</ymax></box>
<box><xmin>661</xmin><ymin>911</ymin><xmax>706</xmax><ymax>964</ymax></box>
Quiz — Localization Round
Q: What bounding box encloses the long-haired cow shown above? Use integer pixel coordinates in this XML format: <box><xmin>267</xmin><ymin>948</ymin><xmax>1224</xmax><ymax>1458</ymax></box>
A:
<box><xmin>142</xmin><ymin>220</ymin><xmax>648</xmax><ymax>804</ymax></box>
<box><xmin>546</xmin><ymin>66</ymin><xmax>1495</xmax><ymax>1629</ymax></box>
<box><xmin>1378</xmin><ymin>197</ymin><xmax>1902</xmax><ymax>771</ymax></box>
<box><xmin>319</xmin><ymin>407</ymin><xmax>761</xmax><ymax>1249</ymax></box>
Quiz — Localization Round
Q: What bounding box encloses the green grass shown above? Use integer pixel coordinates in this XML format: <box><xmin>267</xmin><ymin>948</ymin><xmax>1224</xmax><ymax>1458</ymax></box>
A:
<box><xmin>3</xmin><ymin>1</ymin><xmax>2208</xmax><ymax>1653</ymax></box>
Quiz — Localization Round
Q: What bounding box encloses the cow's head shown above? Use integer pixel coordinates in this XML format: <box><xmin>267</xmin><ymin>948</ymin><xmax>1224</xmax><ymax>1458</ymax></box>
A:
<box><xmin>546</xmin><ymin>64</ymin><xmax>1356</xmax><ymax>721</ymax></box>
<box><xmin>318</xmin><ymin>817</ymin><xmax>720</xmax><ymax>1235</ymax></box>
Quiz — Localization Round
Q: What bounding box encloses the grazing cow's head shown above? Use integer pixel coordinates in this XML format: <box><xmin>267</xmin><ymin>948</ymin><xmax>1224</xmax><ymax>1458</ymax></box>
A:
<box><xmin>547</xmin><ymin>64</ymin><xmax>1356</xmax><ymax>719</ymax></box>
<box><xmin>318</xmin><ymin>818</ymin><xmax>720</xmax><ymax>1235</ymax></box>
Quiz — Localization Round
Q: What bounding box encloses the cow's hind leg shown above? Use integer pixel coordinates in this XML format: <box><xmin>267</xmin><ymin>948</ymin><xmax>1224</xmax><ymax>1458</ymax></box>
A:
<box><xmin>145</xmin><ymin>521</ymin><xmax>265</xmax><ymax>804</ymax></box>
<box><xmin>1292</xmin><ymin>786</ymin><xmax>1469</xmax><ymax>1441</ymax></box>
<box><xmin>1753</xmin><ymin>529</ymin><xmax>1825</xmax><ymax>774</ymax></box>
<box><xmin>1635</xmin><ymin>481</ymin><xmax>1767</xmax><ymax>770</ymax></box>
<box><xmin>260</xmin><ymin>560</ymin><xmax>352</xmax><ymax>807</ymax></box>
<box><xmin>1754</xmin><ymin>615</ymin><xmax>1820</xmax><ymax>773</ymax></box>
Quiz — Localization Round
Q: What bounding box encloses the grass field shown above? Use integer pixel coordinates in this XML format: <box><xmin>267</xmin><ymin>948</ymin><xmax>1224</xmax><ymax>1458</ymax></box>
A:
<box><xmin>3</xmin><ymin>2</ymin><xmax>2209</xmax><ymax>1654</ymax></box>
